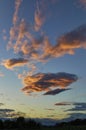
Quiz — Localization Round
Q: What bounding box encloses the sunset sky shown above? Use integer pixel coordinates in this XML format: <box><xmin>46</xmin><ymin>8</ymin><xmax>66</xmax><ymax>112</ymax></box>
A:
<box><xmin>0</xmin><ymin>0</ymin><xmax>86</xmax><ymax>125</ymax></box>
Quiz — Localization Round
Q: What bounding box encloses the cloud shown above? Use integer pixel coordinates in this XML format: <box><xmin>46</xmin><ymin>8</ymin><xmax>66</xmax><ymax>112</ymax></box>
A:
<box><xmin>8</xmin><ymin>5</ymin><xmax>86</xmax><ymax>65</ymax></box>
<box><xmin>45</xmin><ymin>108</ymin><xmax>54</xmax><ymax>111</ymax></box>
<box><xmin>20</xmin><ymin>36</ymin><xmax>45</xmax><ymax>60</ymax></box>
<box><xmin>13</xmin><ymin>0</ymin><xmax>22</xmax><ymax>25</ymax></box>
<box><xmin>21</xmin><ymin>72</ymin><xmax>78</xmax><ymax>95</ymax></box>
<box><xmin>0</xmin><ymin>109</ymin><xmax>14</xmax><ymax>113</ymax></box>
<box><xmin>55</xmin><ymin>102</ymin><xmax>71</xmax><ymax>106</ymax></box>
<box><xmin>66</xmin><ymin>102</ymin><xmax>86</xmax><ymax>111</ymax></box>
<box><xmin>8</xmin><ymin>19</ymin><xmax>31</xmax><ymax>52</ymax></box>
<box><xmin>34</xmin><ymin>0</ymin><xmax>45</xmax><ymax>31</ymax></box>
<box><xmin>0</xmin><ymin>108</ymin><xmax>25</xmax><ymax>118</ymax></box>
<box><xmin>2</xmin><ymin>58</ymin><xmax>28</xmax><ymax>70</ymax></box>
<box><xmin>41</xmin><ymin>24</ymin><xmax>86</xmax><ymax>60</ymax></box>
<box><xmin>0</xmin><ymin>103</ymin><xmax>4</xmax><ymax>106</ymax></box>
<box><xmin>79</xmin><ymin>0</ymin><xmax>86</xmax><ymax>7</ymax></box>
<box><xmin>17</xmin><ymin>24</ymin><xmax>86</xmax><ymax>63</ymax></box>
<box><xmin>44</xmin><ymin>88</ymin><xmax>70</xmax><ymax>95</ymax></box>
<box><xmin>62</xmin><ymin>112</ymin><xmax>86</xmax><ymax>122</ymax></box>
<box><xmin>0</xmin><ymin>72</ymin><xmax>4</xmax><ymax>77</ymax></box>
<box><xmin>0</xmin><ymin>109</ymin><xmax>14</xmax><ymax>118</ymax></box>
<box><xmin>54</xmin><ymin>102</ymin><xmax>86</xmax><ymax>111</ymax></box>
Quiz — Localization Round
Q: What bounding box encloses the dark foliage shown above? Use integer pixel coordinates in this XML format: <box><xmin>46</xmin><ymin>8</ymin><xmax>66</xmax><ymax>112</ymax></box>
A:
<box><xmin>55</xmin><ymin>119</ymin><xmax>86</xmax><ymax>127</ymax></box>
<box><xmin>0</xmin><ymin>117</ymin><xmax>41</xmax><ymax>129</ymax></box>
<box><xmin>0</xmin><ymin>117</ymin><xmax>86</xmax><ymax>129</ymax></box>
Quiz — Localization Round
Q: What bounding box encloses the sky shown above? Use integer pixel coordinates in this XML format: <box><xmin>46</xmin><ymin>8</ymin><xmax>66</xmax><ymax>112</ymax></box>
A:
<box><xmin>0</xmin><ymin>0</ymin><xmax>86</xmax><ymax>125</ymax></box>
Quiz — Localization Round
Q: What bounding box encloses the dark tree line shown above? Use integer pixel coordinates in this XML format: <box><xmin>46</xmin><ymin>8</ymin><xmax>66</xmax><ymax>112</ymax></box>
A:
<box><xmin>0</xmin><ymin>117</ymin><xmax>41</xmax><ymax>129</ymax></box>
<box><xmin>55</xmin><ymin>119</ymin><xmax>86</xmax><ymax>128</ymax></box>
<box><xmin>0</xmin><ymin>117</ymin><xmax>86</xmax><ymax>129</ymax></box>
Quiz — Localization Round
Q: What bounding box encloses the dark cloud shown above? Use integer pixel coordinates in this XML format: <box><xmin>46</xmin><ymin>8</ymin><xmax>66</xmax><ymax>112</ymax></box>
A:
<box><xmin>45</xmin><ymin>108</ymin><xmax>54</xmax><ymax>111</ymax></box>
<box><xmin>2</xmin><ymin>58</ymin><xmax>28</xmax><ymax>69</ymax></box>
<box><xmin>0</xmin><ymin>109</ymin><xmax>15</xmax><ymax>118</ymax></box>
<box><xmin>55</xmin><ymin>102</ymin><xmax>71</xmax><ymax>106</ymax></box>
<box><xmin>44</xmin><ymin>88</ymin><xmax>71</xmax><ymax>95</ymax></box>
<box><xmin>66</xmin><ymin>102</ymin><xmax>86</xmax><ymax>112</ymax></box>
<box><xmin>0</xmin><ymin>108</ymin><xmax>25</xmax><ymax>119</ymax></box>
<box><xmin>62</xmin><ymin>112</ymin><xmax>86</xmax><ymax>122</ymax></box>
<box><xmin>54</xmin><ymin>102</ymin><xmax>86</xmax><ymax>112</ymax></box>
<box><xmin>0</xmin><ymin>109</ymin><xmax>14</xmax><ymax>113</ymax></box>
<box><xmin>0</xmin><ymin>103</ymin><xmax>4</xmax><ymax>106</ymax></box>
<box><xmin>22</xmin><ymin>72</ymin><xmax>78</xmax><ymax>95</ymax></box>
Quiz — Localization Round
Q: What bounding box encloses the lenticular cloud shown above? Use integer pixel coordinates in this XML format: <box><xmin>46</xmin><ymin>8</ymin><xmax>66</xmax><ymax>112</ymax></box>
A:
<box><xmin>22</xmin><ymin>72</ymin><xmax>78</xmax><ymax>95</ymax></box>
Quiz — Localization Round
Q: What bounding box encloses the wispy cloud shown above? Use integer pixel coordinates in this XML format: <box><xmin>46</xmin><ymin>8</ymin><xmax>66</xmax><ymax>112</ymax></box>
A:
<box><xmin>0</xmin><ymin>108</ymin><xmax>25</xmax><ymax>118</ymax></box>
<box><xmin>66</xmin><ymin>102</ymin><xmax>86</xmax><ymax>111</ymax></box>
<box><xmin>0</xmin><ymin>72</ymin><xmax>4</xmax><ymax>77</ymax></box>
<box><xmin>0</xmin><ymin>103</ymin><xmax>4</xmax><ymax>106</ymax></box>
<box><xmin>14</xmin><ymin>24</ymin><xmax>86</xmax><ymax>62</ymax></box>
<box><xmin>62</xmin><ymin>112</ymin><xmax>86</xmax><ymax>122</ymax></box>
<box><xmin>34</xmin><ymin>0</ymin><xmax>45</xmax><ymax>31</ymax></box>
<box><xmin>40</xmin><ymin>24</ymin><xmax>86</xmax><ymax>60</ymax></box>
<box><xmin>79</xmin><ymin>0</ymin><xmax>86</xmax><ymax>7</ymax></box>
<box><xmin>54</xmin><ymin>102</ymin><xmax>86</xmax><ymax>111</ymax></box>
<box><xmin>13</xmin><ymin>0</ymin><xmax>22</xmax><ymax>25</ymax></box>
<box><xmin>2</xmin><ymin>58</ymin><xmax>28</xmax><ymax>70</ymax></box>
<box><xmin>45</xmin><ymin>108</ymin><xmax>54</xmax><ymax>111</ymax></box>
<box><xmin>8</xmin><ymin>0</ymin><xmax>86</xmax><ymax>66</ymax></box>
<box><xmin>22</xmin><ymin>72</ymin><xmax>78</xmax><ymax>95</ymax></box>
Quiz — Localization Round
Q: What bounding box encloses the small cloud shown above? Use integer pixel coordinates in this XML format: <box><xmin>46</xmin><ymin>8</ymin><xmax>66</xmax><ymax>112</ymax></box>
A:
<box><xmin>2</xmin><ymin>58</ymin><xmax>28</xmax><ymax>70</ymax></box>
<box><xmin>0</xmin><ymin>109</ymin><xmax>14</xmax><ymax>113</ymax></box>
<box><xmin>0</xmin><ymin>72</ymin><xmax>4</xmax><ymax>77</ymax></box>
<box><xmin>45</xmin><ymin>108</ymin><xmax>54</xmax><ymax>111</ymax></box>
<box><xmin>3</xmin><ymin>36</ymin><xmax>7</xmax><ymax>41</ymax></box>
<box><xmin>0</xmin><ymin>108</ymin><xmax>26</xmax><ymax>118</ymax></box>
<box><xmin>22</xmin><ymin>72</ymin><xmax>78</xmax><ymax>95</ymax></box>
<box><xmin>55</xmin><ymin>102</ymin><xmax>72</xmax><ymax>106</ymax></box>
<box><xmin>79</xmin><ymin>0</ymin><xmax>86</xmax><ymax>8</ymax></box>
<box><xmin>2</xmin><ymin>29</ymin><xmax>6</xmax><ymax>33</ymax></box>
<box><xmin>0</xmin><ymin>103</ymin><xmax>4</xmax><ymax>106</ymax></box>
<box><xmin>44</xmin><ymin>88</ymin><xmax>70</xmax><ymax>95</ymax></box>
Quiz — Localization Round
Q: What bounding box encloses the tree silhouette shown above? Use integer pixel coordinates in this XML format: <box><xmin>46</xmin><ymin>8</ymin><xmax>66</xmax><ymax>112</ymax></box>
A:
<box><xmin>25</xmin><ymin>119</ymin><xmax>41</xmax><ymax>129</ymax></box>
<box><xmin>0</xmin><ymin>119</ymin><xmax>3</xmax><ymax>129</ymax></box>
<box><xmin>16</xmin><ymin>116</ymin><xmax>25</xmax><ymax>128</ymax></box>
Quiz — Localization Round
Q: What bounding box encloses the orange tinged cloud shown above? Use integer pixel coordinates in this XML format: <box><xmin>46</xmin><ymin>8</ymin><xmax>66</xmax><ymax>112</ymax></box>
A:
<box><xmin>22</xmin><ymin>72</ymin><xmax>78</xmax><ymax>95</ymax></box>
<box><xmin>2</xmin><ymin>58</ymin><xmax>28</xmax><ymax>70</ymax></box>
<box><xmin>34</xmin><ymin>0</ymin><xmax>45</xmax><ymax>31</ymax></box>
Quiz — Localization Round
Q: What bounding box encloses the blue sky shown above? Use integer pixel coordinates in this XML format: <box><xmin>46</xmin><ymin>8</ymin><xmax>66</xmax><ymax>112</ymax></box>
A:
<box><xmin>0</xmin><ymin>0</ymin><xmax>86</xmax><ymax>124</ymax></box>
